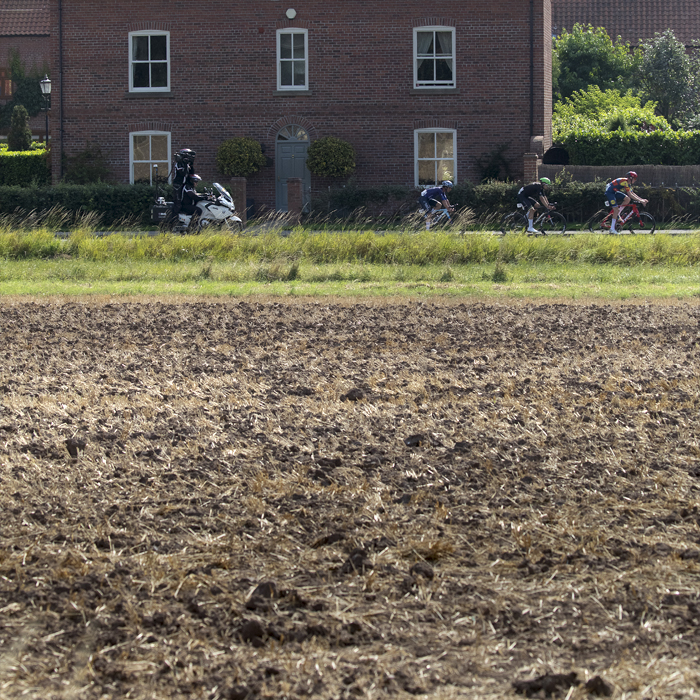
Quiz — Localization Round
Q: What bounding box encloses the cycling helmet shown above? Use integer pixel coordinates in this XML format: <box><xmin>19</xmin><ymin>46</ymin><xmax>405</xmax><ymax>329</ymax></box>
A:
<box><xmin>441</xmin><ymin>180</ymin><xmax>454</xmax><ymax>188</ymax></box>
<box><xmin>627</xmin><ymin>171</ymin><xmax>638</xmax><ymax>179</ymax></box>
<box><xmin>175</xmin><ymin>148</ymin><xmax>196</xmax><ymax>162</ymax></box>
<box><xmin>539</xmin><ymin>177</ymin><xmax>552</xmax><ymax>185</ymax></box>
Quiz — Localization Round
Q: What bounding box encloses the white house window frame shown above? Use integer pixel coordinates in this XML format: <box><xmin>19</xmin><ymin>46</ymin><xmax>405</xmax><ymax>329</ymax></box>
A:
<box><xmin>413</xmin><ymin>26</ymin><xmax>455</xmax><ymax>88</ymax></box>
<box><xmin>414</xmin><ymin>128</ymin><xmax>457</xmax><ymax>187</ymax></box>
<box><xmin>129</xmin><ymin>130</ymin><xmax>171</xmax><ymax>185</ymax></box>
<box><xmin>276</xmin><ymin>28</ymin><xmax>308</xmax><ymax>91</ymax></box>
<box><xmin>129</xmin><ymin>30</ymin><xmax>170</xmax><ymax>92</ymax></box>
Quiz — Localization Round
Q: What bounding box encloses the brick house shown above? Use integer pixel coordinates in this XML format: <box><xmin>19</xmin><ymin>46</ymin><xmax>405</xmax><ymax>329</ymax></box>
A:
<box><xmin>552</xmin><ymin>0</ymin><xmax>700</xmax><ymax>48</ymax></box>
<box><xmin>0</xmin><ymin>0</ymin><xmax>50</xmax><ymax>139</ymax></box>
<box><xmin>49</xmin><ymin>0</ymin><xmax>552</xmax><ymax>211</ymax></box>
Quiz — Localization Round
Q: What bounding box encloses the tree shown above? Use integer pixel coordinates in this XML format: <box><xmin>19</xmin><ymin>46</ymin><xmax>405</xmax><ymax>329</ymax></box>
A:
<box><xmin>305</xmin><ymin>136</ymin><xmax>355</xmax><ymax>178</ymax></box>
<box><xmin>7</xmin><ymin>105</ymin><xmax>33</xmax><ymax>151</ymax></box>
<box><xmin>637</xmin><ymin>30</ymin><xmax>699</xmax><ymax>125</ymax></box>
<box><xmin>0</xmin><ymin>48</ymin><xmax>47</xmax><ymax>128</ymax></box>
<box><xmin>553</xmin><ymin>24</ymin><xmax>639</xmax><ymax>103</ymax></box>
<box><xmin>216</xmin><ymin>137</ymin><xmax>266</xmax><ymax>178</ymax></box>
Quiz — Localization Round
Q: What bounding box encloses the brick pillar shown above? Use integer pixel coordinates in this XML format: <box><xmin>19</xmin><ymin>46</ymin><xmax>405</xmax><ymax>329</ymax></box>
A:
<box><xmin>287</xmin><ymin>177</ymin><xmax>303</xmax><ymax>223</ymax></box>
<box><xmin>523</xmin><ymin>153</ymin><xmax>539</xmax><ymax>183</ymax></box>
<box><xmin>229</xmin><ymin>177</ymin><xmax>247</xmax><ymax>224</ymax></box>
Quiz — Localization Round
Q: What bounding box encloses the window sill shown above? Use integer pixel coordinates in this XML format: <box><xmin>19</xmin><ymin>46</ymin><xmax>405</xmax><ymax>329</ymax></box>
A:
<box><xmin>410</xmin><ymin>88</ymin><xmax>459</xmax><ymax>95</ymax></box>
<box><xmin>273</xmin><ymin>89</ymin><xmax>313</xmax><ymax>96</ymax></box>
<box><xmin>125</xmin><ymin>91</ymin><xmax>173</xmax><ymax>98</ymax></box>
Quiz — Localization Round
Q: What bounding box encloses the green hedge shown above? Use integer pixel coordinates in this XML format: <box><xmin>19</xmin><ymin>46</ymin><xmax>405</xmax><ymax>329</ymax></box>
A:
<box><xmin>0</xmin><ymin>147</ymin><xmax>51</xmax><ymax>186</ymax></box>
<box><xmin>0</xmin><ymin>182</ymin><xmax>161</xmax><ymax>227</ymax></box>
<box><xmin>558</xmin><ymin>129</ymin><xmax>700</xmax><ymax>166</ymax></box>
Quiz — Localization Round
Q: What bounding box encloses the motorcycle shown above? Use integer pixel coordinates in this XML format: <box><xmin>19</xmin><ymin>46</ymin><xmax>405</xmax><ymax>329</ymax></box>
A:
<box><xmin>151</xmin><ymin>181</ymin><xmax>243</xmax><ymax>234</ymax></box>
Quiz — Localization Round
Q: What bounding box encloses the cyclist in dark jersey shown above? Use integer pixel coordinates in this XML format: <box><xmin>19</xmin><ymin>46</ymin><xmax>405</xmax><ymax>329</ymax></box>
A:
<box><xmin>419</xmin><ymin>180</ymin><xmax>454</xmax><ymax>229</ymax></box>
<box><xmin>517</xmin><ymin>177</ymin><xmax>554</xmax><ymax>233</ymax></box>
<box><xmin>604</xmin><ymin>171</ymin><xmax>648</xmax><ymax>234</ymax></box>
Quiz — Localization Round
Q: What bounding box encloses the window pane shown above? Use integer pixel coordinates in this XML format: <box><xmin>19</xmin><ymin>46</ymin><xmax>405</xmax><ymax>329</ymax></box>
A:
<box><xmin>133</xmin><ymin>35</ymin><xmax>149</xmax><ymax>61</ymax></box>
<box><xmin>436</xmin><ymin>132</ymin><xmax>454</xmax><ymax>158</ymax></box>
<box><xmin>151</xmin><ymin>63</ymin><xmax>168</xmax><ymax>88</ymax></box>
<box><xmin>437</xmin><ymin>159</ymin><xmax>454</xmax><ymax>182</ymax></box>
<box><xmin>418</xmin><ymin>132</ymin><xmax>435</xmax><ymax>159</ymax></box>
<box><xmin>133</xmin><ymin>63</ymin><xmax>150</xmax><ymax>88</ymax></box>
<box><xmin>293</xmin><ymin>34</ymin><xmax>305</xmax><ymax>59</ymax></box>
<box><xmin>436</xmin><ymin>32</ymin><xmax>452</xmax><ymax>55</ymax></box>
<box><xmin>151</xmin><ymin>135</ymin><xmax>168</xmax><ymax>161</ymax></box>
<box><xmin>435</xmin><ymin>59</ymin><xmax>452</xmax><ymax>82</ymax></box>
<box><xmin>150</xmin><ymin>35</ymin><xmax>167</xmax><ymax>61</ymax></box>
<box><xmin>417</xmin><ymin>59</ymin><xmax>434</xmax><ymax>82</ymax></box>
<box><xmin>293</xmin><ymin>61</ymin><xmax>306</xmax><ymax>86</ymax></box>
<box><xmin>280</xmin><ymin>62</ymin><xmax>293</xmax><ymax>86</ymax></box>
<box><xmin>133</xmin><ymin>134</ymin><xmax>150</xmax><ymax>161</ymax></box>
<box><xmin>416</xmin><ymin>31</ymin><xmax>433</xmax><ymax>55</ymax></box>
<box><xmin>280</xmin><ymin>34</ymin><xmax>292</xmax><ymax>59</ymax></box>
<box><xmin>133</xmin><ymin>162</ymin><xmax>151</xmax><ymax>184</ymax></box>
<box><xmin>418</xmin><ymin>161</ymin><xmax>436</xmax><ymax>186</ymax></box>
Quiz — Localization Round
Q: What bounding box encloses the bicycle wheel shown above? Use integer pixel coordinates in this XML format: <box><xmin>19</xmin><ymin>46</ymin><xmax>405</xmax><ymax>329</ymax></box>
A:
<box><xmin>537</xmin><ymin>211</ymin><xmax>566</xmax><ymax>234</ymax></box>
<box><xmin>587</xmin><ymin>210</ymin><xmax>611</xmax><ymax>233</ymax></box>
<box><xmin>625</xmin><ymin>211</ymin><xmax>656</xmax><ymax>234</ymax></box>
<box><xmin>500</xmin><ymin>212</ymin><xmax>527</xmax><ymax>235</ymax></box>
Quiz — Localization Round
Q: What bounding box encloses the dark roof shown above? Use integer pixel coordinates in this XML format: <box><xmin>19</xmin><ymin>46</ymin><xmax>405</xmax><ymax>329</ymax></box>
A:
<box><xmin>552</xmin><ymin>0</ymin><xmax>700</xmax><ymax>47</ymax></box>
<box><xmin>0</xmin><ymin>1</ymin><xmax>49</xmax><ymax>37</ymax></box>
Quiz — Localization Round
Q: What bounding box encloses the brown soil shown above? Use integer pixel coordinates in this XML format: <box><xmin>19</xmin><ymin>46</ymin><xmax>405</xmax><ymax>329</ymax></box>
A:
<box><xmin>1</xmin><ymin>297</ymin><xmax>699</xmax><ymax>700</ymax></box>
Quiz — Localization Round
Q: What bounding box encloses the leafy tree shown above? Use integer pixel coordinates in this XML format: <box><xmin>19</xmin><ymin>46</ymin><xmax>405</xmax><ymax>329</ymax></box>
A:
<box><xmin>305</xmin><ymin>136</ymin><xmax>355</xmax><ymax>178</ymax></box>
<box><xmin>637</xmin><ymin>30</ymin><xmax>699</xmax><ymax>125</ymax></box>
<box><xmin>216</xmin><ymin>137</ymin><xmax>266</xmax><ymax>178</ymax></box>
<box><xmin>0</xmin><ymin>48</ymin><xmax>47</xmax><ymax>128</ymax></box>
<box><xmin>553</xmin><ymin>24</ymin><xmax>640</xmax><ymax>103</ymax></box>
<box><xmin>7</xmin><ymin>105</ymin><xmax>33</xmax><ymax>151</ymax></box>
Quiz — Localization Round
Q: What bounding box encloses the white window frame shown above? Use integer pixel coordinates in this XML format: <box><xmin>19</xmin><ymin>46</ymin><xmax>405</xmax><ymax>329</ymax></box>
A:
<box><xmin>414</xmin><ymin>129</ymin><xmax>457</xmax><ymax>187</ymax></box>
<box><xmin>129</xmin><ymin>130</ymin><xmax>171</xmax><ymax>184</ymax></box>
<box><xmin>413</xmin><ymin>26</ymin><xmax>456</xmax><ymax>88</ymax></box>
<box><xmin>129</xmin><ymin>31</ymin><xmax>170</xmax><ymax>92</ymax></box>
<box><xmin>276</xmin><ymin>28</ymin><xmax>308</xmax><ymax>91</ymax></box>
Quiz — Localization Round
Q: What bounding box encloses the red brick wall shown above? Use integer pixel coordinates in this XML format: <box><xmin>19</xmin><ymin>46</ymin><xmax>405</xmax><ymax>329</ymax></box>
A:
<box><xmin>49</xmin><ymin>0</ymin><xmax>552</xmax><ymax>205</ymax></box>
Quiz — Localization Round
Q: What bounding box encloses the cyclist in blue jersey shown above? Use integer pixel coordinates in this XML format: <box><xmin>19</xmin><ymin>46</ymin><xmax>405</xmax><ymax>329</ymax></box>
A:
<box><xmin>604</xmin><ymin>171</ymin><xmax>648</xmax><ymax>234</ymax></box>
<box><xmin>419</xmin><ymin>180</ymin><xmax>454</xmax><ymax>229</ymax></box>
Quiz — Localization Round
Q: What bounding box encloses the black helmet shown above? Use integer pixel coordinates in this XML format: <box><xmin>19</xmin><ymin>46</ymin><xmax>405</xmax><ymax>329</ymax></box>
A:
<box><xmin>175</xmin><ymin>148</ymin><xmax>196</xmax><ymax>162</ymax></box>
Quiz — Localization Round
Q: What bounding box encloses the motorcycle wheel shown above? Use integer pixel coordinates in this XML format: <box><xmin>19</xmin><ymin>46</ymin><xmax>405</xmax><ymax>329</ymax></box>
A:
<box><xmin>223</xmin><ymin>219</ymin><xmax>244</xmax><ymax>234</ymax></box>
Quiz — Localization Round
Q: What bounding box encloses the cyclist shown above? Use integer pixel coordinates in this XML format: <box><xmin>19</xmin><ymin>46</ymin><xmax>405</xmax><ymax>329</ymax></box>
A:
<box><xmin>517</xmin><ymin>177</ymin><xmax>554</xmax><ymax>233</ymax></box>
<box><xmin>604</xmin><ymin>171</ymin><xmax>648</xmax><ymax>234</ymax></box>
<box><xmin>419</xmin><ymin>180</ymin><xmax>454</xmax><ymax>229</ymax></box>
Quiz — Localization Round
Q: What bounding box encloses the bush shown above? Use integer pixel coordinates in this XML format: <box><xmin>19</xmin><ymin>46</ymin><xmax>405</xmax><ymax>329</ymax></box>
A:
<box><xmin>63</xmin><ymin>142</ymin><xmax>111</xmax><ymax>184</ymax></box>
<box><xmin>305</xmin><ymin>136</ymin><xmax>356</xmax><ymax>178</ymax></box>
<box><xmin>216</xmin><ymin>137</ymin><xmax>267</xmax><ymax>178</ymax></box>
<box><xmin>7</xmin><ymin>105</ymin><xmax>33</xmax><ymax>151</ymax></box>
<box><xmin>0</xmin><ymin>145</ymin><xmax>50</xmax><ymax>186</ymax></box>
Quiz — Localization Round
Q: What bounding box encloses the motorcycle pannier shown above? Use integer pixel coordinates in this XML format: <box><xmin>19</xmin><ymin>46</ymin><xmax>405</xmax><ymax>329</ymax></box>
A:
<box><xmin>151</xmin><ymin>204</ymin><xmax>171</xmax><ymax>223</ymax></box>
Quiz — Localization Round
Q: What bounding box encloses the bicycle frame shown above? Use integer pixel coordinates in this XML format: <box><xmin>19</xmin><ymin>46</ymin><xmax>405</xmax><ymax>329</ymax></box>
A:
<box><xmin>600</xmin><ymin>203</ymin><xmax>641</xmax><ymax>229</ymax></box>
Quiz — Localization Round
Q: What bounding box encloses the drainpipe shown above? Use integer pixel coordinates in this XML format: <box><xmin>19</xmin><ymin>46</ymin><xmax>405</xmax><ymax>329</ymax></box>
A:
<box><xmin>58</xmin><ymin>0</ymin><xmax>64</xmax><ymax>177</ymax></box>
<box><xmin>529</xmin><ymin>0</ymin><xmax>534</xmax><ymax>138</ymax></box>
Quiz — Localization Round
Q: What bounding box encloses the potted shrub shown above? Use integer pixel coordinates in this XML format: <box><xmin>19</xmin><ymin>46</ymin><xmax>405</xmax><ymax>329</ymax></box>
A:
<box><xmin>216</xmin><ymin>137</ymin><xmax>267</xmax><ymax>178</ymax></box>
<box><xmin>305</xmin><ymin>136</ymin><xmax>356</xmax><ymax>178</ymax></box>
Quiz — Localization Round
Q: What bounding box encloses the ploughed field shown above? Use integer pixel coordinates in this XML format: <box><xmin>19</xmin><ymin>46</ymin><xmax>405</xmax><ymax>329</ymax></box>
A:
<box><xmin>1</xmin><ymin>298</ymin><xmax>699</xmax><ymax>700</ymax></box>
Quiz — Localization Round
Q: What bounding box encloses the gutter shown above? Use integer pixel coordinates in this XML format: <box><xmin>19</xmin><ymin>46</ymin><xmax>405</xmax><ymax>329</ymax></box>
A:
<box><xmin>58</xmin><ymin>0</ymin><xmax>64</xmax><ymax>177</ymax></box>
<box><xmin>529</xmin><ymin>0</ymin><xmax>534</xmax><ymax>137</ymax></box>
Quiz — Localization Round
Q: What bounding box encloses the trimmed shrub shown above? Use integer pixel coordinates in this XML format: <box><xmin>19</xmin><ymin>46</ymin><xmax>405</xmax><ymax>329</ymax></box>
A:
<box><xmin>0</xmin><ymin>145</ymin><xmax>51</xmax><ymax>186</ymax></box>
<box><xmin>7</xmin><ymin>105</ymin><xmax>33</xmax><ymax>151</ymax></box>
<box><xmin>216</xmin><ymin>137</ymin><xmax>266</xmax><ymax>178</ymax></box>
<box><xmin>306</xmin><ymin>136</ymin><xmax>356</xmax><ymax>178</ymax></box>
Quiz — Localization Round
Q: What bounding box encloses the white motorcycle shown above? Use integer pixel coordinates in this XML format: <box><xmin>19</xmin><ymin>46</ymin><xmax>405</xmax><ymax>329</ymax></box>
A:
<box><xmin>151</xmin><ymin>182</ymin><xmax>243</xmax><ymax>234</ymax></box>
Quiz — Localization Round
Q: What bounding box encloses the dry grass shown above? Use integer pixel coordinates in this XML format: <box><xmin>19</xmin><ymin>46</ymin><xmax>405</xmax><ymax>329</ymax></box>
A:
<box><xmin>0</xmin><ymin>297</ymin><xmax>699</xmax><ymax>699</ymax></box>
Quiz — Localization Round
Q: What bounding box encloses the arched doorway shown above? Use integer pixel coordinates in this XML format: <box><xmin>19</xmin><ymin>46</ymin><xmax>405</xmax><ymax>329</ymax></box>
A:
<box><xmin>275</xmin><ymin>124</ymin><xmax>311</xmax><ymax>211</ymax></box>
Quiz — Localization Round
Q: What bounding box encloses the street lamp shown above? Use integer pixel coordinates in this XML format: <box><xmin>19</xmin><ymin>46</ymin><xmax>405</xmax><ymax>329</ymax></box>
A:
<box><xmin>39</xmin><ymin>74</ymin><xmax>51</xmax><ymax>146</ymax></box>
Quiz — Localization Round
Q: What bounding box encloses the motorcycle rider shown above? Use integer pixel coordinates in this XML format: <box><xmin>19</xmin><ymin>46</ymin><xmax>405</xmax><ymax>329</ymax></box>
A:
<box><xmin>171</xmin><ymin>148</ymin><xmax>197</xmax><ymax>222</ymax></box>
<box><xmin>180</xmin><ymin>174</ymin><xmax>211</xmax><ymax>217</ymax></box>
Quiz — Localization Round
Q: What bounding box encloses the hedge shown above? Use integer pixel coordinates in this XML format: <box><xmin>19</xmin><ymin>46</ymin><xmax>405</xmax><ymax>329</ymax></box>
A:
<box><xmin>0</xmin><ymin>147</ymin><xmax>51</xmax><ymax>186</ymax></box>
<box><xmin>0</xmin><ymin>182</ymin><xmax>161</xmax><ymax>227</ymax></box>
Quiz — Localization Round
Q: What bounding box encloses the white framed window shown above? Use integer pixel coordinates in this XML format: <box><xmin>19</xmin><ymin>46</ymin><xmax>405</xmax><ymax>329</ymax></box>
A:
<box><xmin>130</xmin><ymin>131</ymin><xmax>171</xmax><ymax>184</ymax></box>
<box><xmin>276</xmin><ymin>29</ymin><xmax>308</xmax><ymax>90</ymax></box>
<box><xmin>415</xmin><ymin>129</ymin><xmax>456</xmax><ymax>186</ymax></box>
<box><xmin>129</xmin><ymin>31</ymin><xmax>170</xmax><ymax>92</ymax></box>
<box><xmin>413</xmin><ymin>27</ymin><xmax>455</xmax><ymax>88</ymax></box>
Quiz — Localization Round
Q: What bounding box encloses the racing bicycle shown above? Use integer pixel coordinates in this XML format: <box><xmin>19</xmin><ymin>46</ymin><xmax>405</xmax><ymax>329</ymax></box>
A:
<box><xmin>500</xmin><ymin>203</ymin><xmax>566</xmax><ymax>235</ymax></box>
<box><xmin>587</xmin><ymin>203</ymin><xmax>656</xmax><ymax>234</ymax></box>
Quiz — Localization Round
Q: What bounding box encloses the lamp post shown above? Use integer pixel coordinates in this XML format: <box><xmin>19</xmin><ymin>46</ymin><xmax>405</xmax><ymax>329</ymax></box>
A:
<box><xmin>39</xmin><ymin>74</ymin><xmax>51</xmax><ymax>146</ymax></box>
